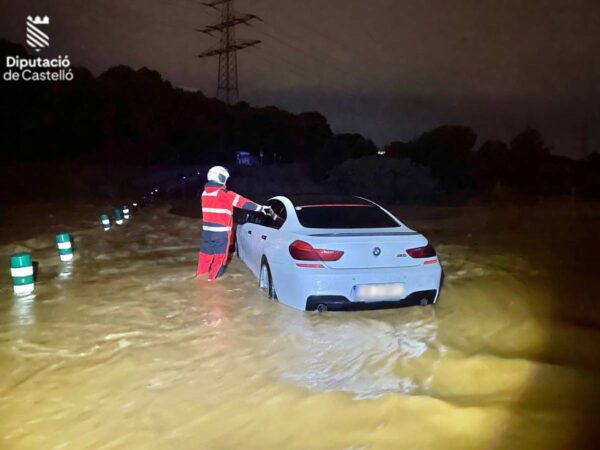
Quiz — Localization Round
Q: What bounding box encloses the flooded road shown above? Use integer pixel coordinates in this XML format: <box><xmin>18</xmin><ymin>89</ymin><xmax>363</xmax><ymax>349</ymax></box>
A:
<box><xmin>0</xmin><ymin>200</ymin><xmax>599</xmax><ymax>449</ymax></box>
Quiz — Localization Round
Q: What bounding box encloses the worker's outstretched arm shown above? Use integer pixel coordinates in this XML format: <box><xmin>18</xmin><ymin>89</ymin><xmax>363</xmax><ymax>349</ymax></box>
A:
<box><xmin>225</xmin><ymin>191</ymin><xmax>272</xmax><ymax>215</ymax></box>
<box><xmin>226</xmin><ymin>191</ymin><xmax>261</xmax><ymax>212</ymax></box>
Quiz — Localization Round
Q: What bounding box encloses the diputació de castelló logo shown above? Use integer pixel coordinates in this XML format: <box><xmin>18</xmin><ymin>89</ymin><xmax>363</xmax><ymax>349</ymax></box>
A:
<box><xmin>2</xmin><ymin>15</ymin><xmax>74</xmax><ymax>82</ymax></box>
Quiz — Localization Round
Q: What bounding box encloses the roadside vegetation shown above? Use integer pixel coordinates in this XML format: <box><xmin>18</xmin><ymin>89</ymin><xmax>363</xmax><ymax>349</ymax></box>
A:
<box><xmin>1</xmin><ymin>38</ymin><xmax>598</xmax><ymax>204</ymax></box>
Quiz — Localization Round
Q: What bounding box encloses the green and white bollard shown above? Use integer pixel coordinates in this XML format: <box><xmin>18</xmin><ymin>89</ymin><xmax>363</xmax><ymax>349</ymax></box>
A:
<box><xmin>10</xmin><ymin>253</ymin><xmax>35</xmax><ymax>295</ymax></box>
<box><xmin>114</xmin><ymin>209</ymin><xmax>124</xmax><ymax>225</ymax></box>
<box><xmin>100</xmin><ymin>214</ymin><xmax>110</xmax><ymax>231</ymax></box>
<box><xmin>56</xmin><ymin>232</ymin><xmax>73</xmax><ymax>262</ymax></box>
<box><xmin>122</xmin><ymin>205</ymin><xmax>130</xmax><ymax>220</ymax></box>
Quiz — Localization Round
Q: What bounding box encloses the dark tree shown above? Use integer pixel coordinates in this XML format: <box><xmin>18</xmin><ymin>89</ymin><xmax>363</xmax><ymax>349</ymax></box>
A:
<box><xmin>384</xmin><ymin>141</ymin><xmax>410</xmax><ymax>158</ymax></box>
<box><xmin>405</xmin><ymin>125</ymin><xmax>477</xmax><ymax>192</ymax></box>
<box><xmin>507</xmin><ymin>128</ymin><xmax>550</xmax><ymax>193</ymax></box>
<box><xmin>0</xmin><ymin>39</ymin><xmax>336</xmax><ymax>166</ymax></box>
<box><xmin>296</xmin><ymin>112</ymin><xmax>333</xmax><ymax>160</ymax></box>
<box><xmin>311</xmin><ymin>133</ymin><xmax>378</xmax><ymax>179</ymax></box>
<box><xmin>473</xmin><ymin>139</ymin><xmax>510</xmax><ymax>191</ymax></box>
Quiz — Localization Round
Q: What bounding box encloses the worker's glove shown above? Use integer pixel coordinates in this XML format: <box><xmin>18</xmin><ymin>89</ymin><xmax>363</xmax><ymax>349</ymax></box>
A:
<box><xmin>259</xmin><ymin>205</ymin><xmax>273</xmax><ymax>216</ymax></box>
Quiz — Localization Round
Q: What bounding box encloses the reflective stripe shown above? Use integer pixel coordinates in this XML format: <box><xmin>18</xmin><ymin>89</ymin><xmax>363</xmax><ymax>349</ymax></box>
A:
<box><xmin>202</xmin><ymin>190</ymin><xmax>219</xmax><ymax>197</ymax></box>
<box><xmin>102</xmin><ymin>219</ymin><xmax>110</xmax><ymax>225</ymax></box>
<box><xmin>202</xmin><ymin>225</ymin><xmax>231</xmax><ymax>232</ymax></box>
<box><xmin>233</xmin><ymin>194</ymin><xmax>240</xmax><ymax>206</ymax></box>
<box><xmin>202</xmin><ymin>208</ymin><xmax>232</xmax><ymax>215</ymax></box>
<box><xmin>13</xmin><ymin>283</ymin><xmax>34</xmax><ymax>295</ymax></box>
<box><xmin>60</xmin><ymin>253</ymin><xmax>73</xmax><ymax>262</ymax></box>
<box><xmin>57</xmin><ymin>242</ymin><xmax>71</xmax><ymax>250</ymax></box>
<box><xmin>11</xmin><ymin>266</ymin><xmax>33</xmax><ymax>277</ymax></box>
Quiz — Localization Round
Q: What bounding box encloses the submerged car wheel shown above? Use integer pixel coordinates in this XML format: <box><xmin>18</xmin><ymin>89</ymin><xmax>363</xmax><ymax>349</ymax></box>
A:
<box><xmin>259</xmin><ymin>260</ymin><xmax>277</xmax><ymax>300</ymax></box>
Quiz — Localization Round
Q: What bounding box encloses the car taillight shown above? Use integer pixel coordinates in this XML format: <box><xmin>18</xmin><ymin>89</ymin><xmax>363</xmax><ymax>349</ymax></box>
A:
<box><xmin>406</xmin><ymin>243</ymin><xmax>436</xmax><ymax>258</ymax></box>
<box><xmin>289</xmin><ymin>240</ymin><xmax>317</xmax><ymax>260</ymax></box>
<box><xmin>316</xmin><ymin>249</ymin><xmax>345</xmax><ymax>261</ymax></box>
<box><xmin>289</xmin><ymin>240</ymin><xmax>344</xmax><ymax>261</ymax></box>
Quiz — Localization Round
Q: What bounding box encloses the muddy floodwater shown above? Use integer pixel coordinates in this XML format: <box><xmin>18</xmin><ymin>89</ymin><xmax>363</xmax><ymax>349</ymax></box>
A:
<box><xmin>1</xmin><ymin>200</ymin><xmax>599</xmax><ymax>449</ymax></box>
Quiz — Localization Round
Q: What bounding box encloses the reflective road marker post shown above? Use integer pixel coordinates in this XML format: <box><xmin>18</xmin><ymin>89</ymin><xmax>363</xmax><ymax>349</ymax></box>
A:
<box><xmin>56</xmin><ymin>232</ymin><xmax>73</xmax><ymax>262</ymax></box>
<box><xmin>123</xmin><ymin>205</ymin><xmax>130</xmax><ymax>220</ymax></box>
<box><xmin>114</xmin><ymin>209</ymin><xmax>124</xmax><ymax>225</ymax></box>
<box><xmin>101</xmin><ymin>214</ymin><xmax>110</xmax><ymax>231</ymax></box>
<box><xmin>10</xmin><ymin>253</ymin><xmax>35</xmax><ymax>295</ymax></box>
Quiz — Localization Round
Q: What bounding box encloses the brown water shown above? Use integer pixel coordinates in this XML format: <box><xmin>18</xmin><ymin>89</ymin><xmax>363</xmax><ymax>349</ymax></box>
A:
<box><xmin>0</xmin><ymin>200</ymin><xmax>599</xmax><ymax>449</ymax></box>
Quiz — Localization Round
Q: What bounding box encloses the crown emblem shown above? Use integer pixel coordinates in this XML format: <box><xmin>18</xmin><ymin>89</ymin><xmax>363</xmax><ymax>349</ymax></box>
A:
<box><xmin>27</xmin><ymin>16</ymin><xmax>50</xmax><ymax>25</ymax></box>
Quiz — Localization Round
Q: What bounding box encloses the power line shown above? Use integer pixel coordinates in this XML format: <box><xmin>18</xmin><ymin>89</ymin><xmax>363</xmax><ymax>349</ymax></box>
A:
<box><xmin>252</xmin><ymin>26</ymin><xmax>351</xmax><ymax>78</ymax></box>
<box><xmin>246</xmin><ymin>45</ymin><xmax>321</xmax><ymax>84</ymax></box>
<box><xmin>250</xmin><ymin>0</ymin><xmax>380</xmax><ymax>77</ymax></box>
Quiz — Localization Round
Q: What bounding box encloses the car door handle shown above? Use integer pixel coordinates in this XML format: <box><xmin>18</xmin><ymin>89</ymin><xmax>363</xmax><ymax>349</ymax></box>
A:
<box><xmin>261</xmin><ymin>235</ymin><xmax>267</xmax><ymax>240</ymax></box>
<box><xmin>247</xmin><ymin>230</ymin><xmax>252</xmax><ymax>235</ymax></box>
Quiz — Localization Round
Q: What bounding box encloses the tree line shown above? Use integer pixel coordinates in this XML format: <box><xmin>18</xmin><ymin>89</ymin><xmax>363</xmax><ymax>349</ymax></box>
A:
<box><xmin>384</xmin><ymin>126</ymin><xmax>599</xmax><ymax>198</ymax></box>
<box><xmin>1</xmin><ymin>38</ymin><xmax>598</xmax><ymax>200</ymax></box>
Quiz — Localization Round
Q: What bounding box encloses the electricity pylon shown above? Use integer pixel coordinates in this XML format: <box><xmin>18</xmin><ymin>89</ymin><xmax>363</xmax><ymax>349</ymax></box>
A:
<box><xmin>197</xmin><ymin>0</ymin><xmax>261</xmax><ymax>104</ymax></box>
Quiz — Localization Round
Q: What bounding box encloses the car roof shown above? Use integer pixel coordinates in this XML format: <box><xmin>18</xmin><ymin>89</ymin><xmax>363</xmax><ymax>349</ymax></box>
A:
<box><xmin>283</xmin><ymin>194</ymin><xmax>373</xmax><ymax>207</ymax></box>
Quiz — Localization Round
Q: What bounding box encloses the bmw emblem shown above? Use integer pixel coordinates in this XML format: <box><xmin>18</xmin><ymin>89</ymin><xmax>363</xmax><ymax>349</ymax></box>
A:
<box><xmin>373</xmin><ymin>247</ymin><xmax>381</xmax><ymax>256</ymax></box>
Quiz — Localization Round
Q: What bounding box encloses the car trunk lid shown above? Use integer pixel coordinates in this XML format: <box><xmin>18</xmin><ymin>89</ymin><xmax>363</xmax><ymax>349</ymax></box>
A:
<box><xmin>296</xmin><ymin>228</ymin><xmax>429</xmax><ymax>269</ymax></box>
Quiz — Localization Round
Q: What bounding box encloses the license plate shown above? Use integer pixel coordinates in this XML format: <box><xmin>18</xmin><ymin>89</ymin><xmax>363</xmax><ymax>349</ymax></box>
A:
<box><xmin>353</xmin><ymin>283</ymin><xmax>405</xmax><ymax>302</ymax></box>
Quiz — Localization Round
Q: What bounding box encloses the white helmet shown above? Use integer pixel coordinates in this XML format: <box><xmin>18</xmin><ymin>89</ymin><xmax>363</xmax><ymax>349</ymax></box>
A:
<box><xmin>207</xmin><ymin>166</ymin><xmax>230</xmax><ymax>185</ymax></box>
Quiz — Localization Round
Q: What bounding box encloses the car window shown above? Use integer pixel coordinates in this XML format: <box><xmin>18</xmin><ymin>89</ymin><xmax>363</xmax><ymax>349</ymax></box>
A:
<box><xmin>295</xmin><ymin>205</ymin><xmax>399</xmax><ymax>229</ymax></box>
<box><xmin>262</xmin><ymin>199</ymin><xmax>286</xmax><ymax>229</ymax></box>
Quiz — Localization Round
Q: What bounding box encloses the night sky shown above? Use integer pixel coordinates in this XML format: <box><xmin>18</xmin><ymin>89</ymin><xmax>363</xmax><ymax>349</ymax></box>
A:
<box><xmin>2</xmin><ymin>0</ymin><xmax>599</xmax><ymax>156</ymax></box>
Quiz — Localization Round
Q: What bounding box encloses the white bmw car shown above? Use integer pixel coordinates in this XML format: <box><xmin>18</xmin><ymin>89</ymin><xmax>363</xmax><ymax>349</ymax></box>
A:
<box><xmin>235</xmin><ymin>194</ymin><xmax>442</xmax><ymax>311</ymax></box>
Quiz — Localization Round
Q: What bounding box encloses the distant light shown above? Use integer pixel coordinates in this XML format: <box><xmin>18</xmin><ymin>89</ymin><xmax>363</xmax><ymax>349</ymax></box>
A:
<box><xmin>377</xmin><ymin>150</ymin><xmax>386</xmax><ymax>155</ymax></box>
<box><xmin>182</xmin><ymin>176</ymin><xmax>186</xmax><ymax>180</ymax></box>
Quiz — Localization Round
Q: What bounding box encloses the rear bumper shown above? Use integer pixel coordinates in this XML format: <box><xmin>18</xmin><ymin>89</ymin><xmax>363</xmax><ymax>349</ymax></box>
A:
<box><xmin>306</xmin><ymin>289</ymin><xmax>437</xmax><ymax>311</ymax></box>
<box><xmin>269</xmin><ymin>260</ymin><xmax>443</xmax><ymax>311</ymax></box>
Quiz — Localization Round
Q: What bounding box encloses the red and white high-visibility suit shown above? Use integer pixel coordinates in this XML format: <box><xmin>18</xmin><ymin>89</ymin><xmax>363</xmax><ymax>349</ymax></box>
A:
<box><xmin>196</xmin><ymin>182</ymin><xmax>261</xmax><ymax>280</ymax></box>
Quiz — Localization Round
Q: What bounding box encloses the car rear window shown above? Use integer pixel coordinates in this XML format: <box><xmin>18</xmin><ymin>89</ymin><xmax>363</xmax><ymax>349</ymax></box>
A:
<box><xmin>295</xmin><ymin>205</ymin><xmax>399</xmax><ymax>229</ymax></box>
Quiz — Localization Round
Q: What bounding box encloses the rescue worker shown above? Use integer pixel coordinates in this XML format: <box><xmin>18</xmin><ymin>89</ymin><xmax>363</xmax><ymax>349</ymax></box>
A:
<box><xmin>196</xmin><ymin>166</ymin><xmax>271</xmax><ymax>281</ymax></box>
